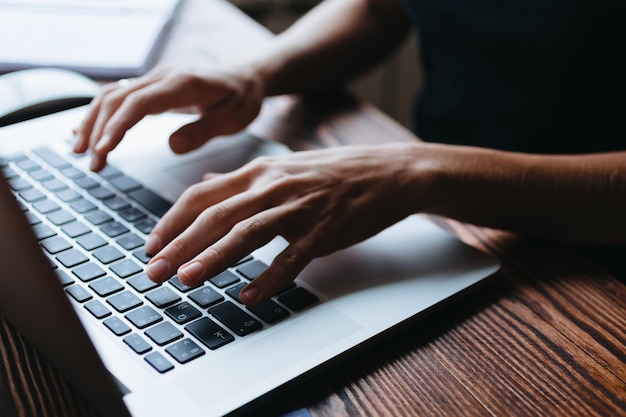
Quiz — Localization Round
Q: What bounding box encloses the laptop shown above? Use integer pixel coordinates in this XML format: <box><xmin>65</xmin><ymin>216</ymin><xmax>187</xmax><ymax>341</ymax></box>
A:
<box><xmin>0</xmin><ymin>107</ymin><xmax>499</xmax><ymax>417</ymax></box>
<box><xmin>0</xmin><ymin>0</ymin><xmax>182</xmax><ymax>79</ymax></box>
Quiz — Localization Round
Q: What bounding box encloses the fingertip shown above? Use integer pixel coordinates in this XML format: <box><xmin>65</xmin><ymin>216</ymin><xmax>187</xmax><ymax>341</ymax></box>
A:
<box><xmin>145</xmin><ymin>233</ymin><xmax>162</xmax><ymax>255</ymax></box>
<box><xmin>240</xmin><ymin>284</ymin><xmax>261</xmax><ymax>306</ymax></box>
<box><xmin>178</xmin><ymin>261</ymin><xmax>205</xmax><ymax>286</ymax></box>
<box><xmin>169</xmin><ymin>133</ymin><xmax>192</xmax><ymax>154</ymax></box>
<box><xmin>146</xmin><ymin>257</ymin><xmax>170</xmax><ymax>282</ymax></box>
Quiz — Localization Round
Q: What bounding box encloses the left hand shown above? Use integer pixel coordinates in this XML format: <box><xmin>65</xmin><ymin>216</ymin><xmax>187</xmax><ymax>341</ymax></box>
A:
<box><xmin>144</xmin><ymin>143</ymin><xmax>429</xmax><ymax>306</ymax></box>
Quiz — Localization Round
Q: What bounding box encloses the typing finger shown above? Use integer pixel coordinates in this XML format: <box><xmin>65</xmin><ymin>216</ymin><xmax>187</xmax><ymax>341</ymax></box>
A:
<box><xmin>240</xmin><ymin>241</ymin><xmax>312</xmax><ymax>306</ymax></box>
<box><xmin>145</xmin><ymin>172</ymin><xmax>252</xmax><ymax>255</ymax></box>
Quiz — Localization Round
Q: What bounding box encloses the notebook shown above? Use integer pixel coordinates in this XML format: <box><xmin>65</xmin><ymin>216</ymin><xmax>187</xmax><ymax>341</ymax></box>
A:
<box><xmin>0</xmin><ymin>0</ymin><xmax>182</xmax><ymax>79</ymax></box>
<box><xmin>0</xmin><ymin>107</ymin><xmax>499</xmax><ymax>417</ymax></box>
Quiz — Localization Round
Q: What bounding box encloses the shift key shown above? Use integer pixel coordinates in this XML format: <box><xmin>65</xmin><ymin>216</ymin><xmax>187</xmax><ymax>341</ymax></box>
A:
<box><xmin>209</xmin><ymin>302</ymin><xmax>262</xmax><ymax>336</ymax></box>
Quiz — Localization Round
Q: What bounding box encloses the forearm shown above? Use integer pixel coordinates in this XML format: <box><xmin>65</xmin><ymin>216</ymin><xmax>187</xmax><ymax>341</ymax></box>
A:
<box><xmin>243</xmin><ymin>0</ymin><xmax>410</xmax><ymax>96</ymax></box>
<box><xmin>412</xmin><ymin>144</ymin><xmax>626</xmax><ymax>245</ymax></box>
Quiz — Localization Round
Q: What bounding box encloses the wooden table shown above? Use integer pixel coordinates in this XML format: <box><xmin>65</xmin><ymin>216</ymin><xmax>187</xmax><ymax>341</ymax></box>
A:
<box><xmin>1</xmin><ymin>1</ymin><xmax>625</xmax><ymax>416</ymax></box>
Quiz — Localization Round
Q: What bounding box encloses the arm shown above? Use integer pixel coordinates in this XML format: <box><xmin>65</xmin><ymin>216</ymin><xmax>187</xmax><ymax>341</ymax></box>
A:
<box><xmin>73</xmin><ymin>0</ymin><xmax>411</xmax><ymax>170</ymax></box>
<box><xmin>248</xmin><ymin>0</ymin><xmax>411</xmax><ymax>96</ymax></box>
<box><xmin>143</xmin><ymin>142</ymin><xmax>626</xmax><ymax>307</ymax></box>
<box><xmin>418</xmin><ymin>145</ymin><xmax>626</xmax><ymax>245</ymax></box>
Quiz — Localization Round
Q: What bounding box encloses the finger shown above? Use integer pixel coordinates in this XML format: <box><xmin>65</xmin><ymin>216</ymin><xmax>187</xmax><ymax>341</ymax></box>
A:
<box><xmin>145</xmin><ymin>185</ymin><xmax>272</xmax><ymax>283</ymax></box>
<box><xmin>167</xmin><ymin>106</ymin><xmax>249</xmax><ymax>154</ymax></box>
<box><xmin>240</xmin><ymin>242</ymin><xmax>312</xmax><ymax>306</ymax></box>
<box><xmin>176</xmin><ymin>212</ymin><xmax>280</xmax><ymax>287</ymax></box>
<box><xmin>145</xmin><ymin>172</ymin><xmax>252</xmax><ymax>254</ymax></box>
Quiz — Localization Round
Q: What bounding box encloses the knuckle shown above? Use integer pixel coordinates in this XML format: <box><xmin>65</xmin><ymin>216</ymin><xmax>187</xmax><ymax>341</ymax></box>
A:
<box><xmin>233</xmin><ymin>217</ymin><xmax>264</xmax><ymax>237</ymax></box>
<box><xmin>169</xmin><ymin>237</ymin><xmax>192</xmax><ymax>261</ymax></box>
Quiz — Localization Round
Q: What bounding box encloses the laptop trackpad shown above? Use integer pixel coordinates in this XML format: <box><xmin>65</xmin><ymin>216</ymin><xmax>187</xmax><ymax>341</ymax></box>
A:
<box><xmin>174</xmin><ymin>306</ymin><xmax>362</xmax><ymax>409</ymax></box>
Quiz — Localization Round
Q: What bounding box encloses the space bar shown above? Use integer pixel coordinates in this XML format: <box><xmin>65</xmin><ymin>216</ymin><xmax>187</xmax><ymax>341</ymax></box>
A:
<box><xmin>128</xmin><ymin>188</ymin><xmax>172</xmax><ymax>217</ymax></box>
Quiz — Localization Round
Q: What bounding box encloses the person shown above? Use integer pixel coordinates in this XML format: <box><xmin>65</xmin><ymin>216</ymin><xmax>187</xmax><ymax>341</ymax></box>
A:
<box><xmin>73</xmin><ymin>0</ymin><xmax>626</xmax><ymax>306</ymax></box>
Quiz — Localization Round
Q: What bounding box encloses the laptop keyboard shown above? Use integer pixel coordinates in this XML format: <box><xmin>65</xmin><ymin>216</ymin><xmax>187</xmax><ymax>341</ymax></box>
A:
<box><xmin>1</xmin><ymin>146</ymin><xmax>318</xmax><ymax>373</ymax></box>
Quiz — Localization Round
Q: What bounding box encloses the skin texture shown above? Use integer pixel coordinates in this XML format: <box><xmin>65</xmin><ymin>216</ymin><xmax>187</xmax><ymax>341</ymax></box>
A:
<box><xmin>73</xmin><ymin>0</ymin><xmax>626</xmax><ymax>306</ymax></box>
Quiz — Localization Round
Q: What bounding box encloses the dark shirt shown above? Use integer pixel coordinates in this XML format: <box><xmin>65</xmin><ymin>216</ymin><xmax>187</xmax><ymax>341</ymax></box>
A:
<box><xmin>399</xmin><ymin>0</ymin><xmax>625</xmax><ymax>153</ymax></box>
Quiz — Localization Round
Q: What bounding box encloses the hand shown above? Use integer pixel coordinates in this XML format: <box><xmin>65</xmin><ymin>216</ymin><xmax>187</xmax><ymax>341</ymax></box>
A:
<box><xmin>144</xmin><ymin>143</ymin><xmax>429</xmax><ymax>306</ymax></box>
<box><xmin>73</xmin><ymin>65</ymin><xmax>264</xmax><ymax>171</ymax></box>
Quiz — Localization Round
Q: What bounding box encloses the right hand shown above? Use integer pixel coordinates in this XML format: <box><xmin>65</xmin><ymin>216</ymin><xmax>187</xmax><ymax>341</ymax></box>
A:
<box><xmin>73</xmin><ymin>65</ymin><xmax>265</xmax><ymax>171</ymax></box>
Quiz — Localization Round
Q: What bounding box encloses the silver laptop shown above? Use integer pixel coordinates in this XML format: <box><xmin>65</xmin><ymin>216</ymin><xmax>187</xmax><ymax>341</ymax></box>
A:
<box><xmin>0</xmin><ymin>107</ymin><xmax>499</xmax><ymax>417</ymax></box>
<box><xmin>0</xmin><ymin>0</ymin><xmax>182</xmax><ymax>79</ymax></box>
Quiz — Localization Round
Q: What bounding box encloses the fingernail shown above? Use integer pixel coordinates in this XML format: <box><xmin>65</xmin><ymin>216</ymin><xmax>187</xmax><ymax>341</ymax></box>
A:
<box><xmin>94</xmin><ymin>135</ymin><xmax>110</xmax><ymax>153</ymax></box>
<box><xmin>146</xmin><ymin>258</ymin><xmax>169</xmax><ymax>281</ymax></box>
<box><xmin>145</xmin><ymin>234</ymin><xmax>161</xmax><ymax>255</ymax></box>
<box><xmin>241</xmin><ymin>285</ymin><xmax>260</xmax><ymax>304</ymax></box>
<box><xmin>179</xmin><ymin>261</ymin><xmax>205</xmax><ymax>284</ymax></box>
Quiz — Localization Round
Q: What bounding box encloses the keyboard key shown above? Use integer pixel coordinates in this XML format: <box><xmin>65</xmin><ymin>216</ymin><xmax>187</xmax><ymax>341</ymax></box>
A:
<box><xmin>123</xmin><ymin>333</ymin><xmax>152</xmax><ymax>354</ymax></box>
<box><xmin>110</xmin><ymin>258</ymin><xmax>142</xmax><ymax>278</ymax></box>
<box><xmin>110</xmin><ymin>175</ymin><xmax>141</xmax><ymax>192</ymax></box>
<box><xmin>32</xmin><ymin>224</ymin><xmax>56</xmax><ymax>240</ymax></box>
<box><xmin>209</xmin><ymin>270</ymin><xmax>239</xmax><ymax>289</ymax></box>
<box><xmin>29</xmin><ymin>168</ymin><xmax>54</xmax><ymax>182</ymax></box>
<box><xmin>119</xmin><ymin>207</ymin><xmax>146</xmax><ymax>222</ymax></box>
<box><xmin>185</xmin><ymin>318</ymin><xmax>234</xmax><ymax>350</ymax></box>
<box><xmin>93</xmin><ymin>246</ymin><xmax>124</xmax><ymax>264</ymax></box>
<box><xmin>208</xmin><ymin>301</ymin><xmax>262</xmax><ymax>336</ymax></box>
<box><xmin>277</xmin><ymin>287</ymin><xmax>319</xmax><ymax>311</ymax></box>
<box><xmin>15</xmin><ymin>158</ymin><xmax>39</xmax><ymax>172</ymax></box>
<box><xmin>103</xmin><ymin>196</ymin><xmax>130</xmax><ymax>211</ymax></box>
<box><xmin>24</xmin><ymin>211</ymin><xmax>41</xmax><ymax>225</ymax></box>
<box><xmin>40</xmin><ymin>236</ymin><xmax>72</xmax><ymax>254</ymax></box>
<box><xmin>73</xmin><ymin>262</ymin><xmax>107</xmax><ymax>282</ymax></box>
<box><xmin>56</xmin><ymin>188</ymin><xmax>81</xmax><ymax>202</ymax></box>
<box><xmin>168</xmin><ymin>275</ymin><xmax>197</xmax><ymax>292</ymax></box>
<box><xmin>247</xmin><ymin>299</ymin><xmax>290</xmax><ymax>324</ymax></box>
<box><xmin>144</xmin><ymin>352</ymin><xmax>174</xmax><ymax>373</ymax></box>
<box><xmin>188</xmin><ymin>286</ymin><xmax>223</xmax><ymax>308</ymax></box>
<box><xmin>144</xmin><ymin>322</ymin><xmax>183</xmax><ymax>346</ymax></box>
<box><xmin>125</xmin><ymin>305</ymin><xmax>163</xmax><ymax>329</ymax></box>
<box><xmin>61</xmin><ymin>221</ymin><xmax>91</xmax><ymax>238</ymax></box>
<box><xmin>128</xmin><ymin>188</ymin><xmax>171</xmax><ymax>217</ymax></box>
<box><xmin>74</xmin><ymin>176</ymin><xmax>99</xmax><ymax>190</ymax></box>
<box><xmin>89</xmin><ymin>276</ymin><xmax>124</xmax><ymax>296</ymax></box>
<box><xmin>166</xmin><ymin>339</ymin><xmax>205</xmax><ymax>364</ymax></box>
<box><xmin>32</xmin><ymin>199</ymin><xmax>60</xmax><ymax>214</ymax></box>
<box><xmin>19</xmin><ymin>188</ymin><xmax>45</xmax><ymax>202</ymax></box>
<box><xmin>165</xmin><ymin>302</ymin><xmax>202</xmax><ymax>325</ymax></box>
<box><xmin>103</xmin><ymin>316</ymin><xmax>132</xmax><ymax>336</ymax></box>
<box><xmin>132</xmin><ymin>248</ymin><xmax>152</xmax><ymax>264</ymax></box>
<box><xmin>88</xmin><ymin>186</ymin><xmax>115</xmax><ymax>200</ymax></box>
<box><xmin>66</xmin><ymin>285</ymin><xmax>92</xmax><ymax>302</ymax></box>
<box><xmin>33</xmin><ymin>147</ymin><xmax>71</xmax><ymax>169</ymax></box>
<box><xmin>100</xmin><ymin>221</ymin><xmax>129</xmax><ymax>237</ymax></box>
<box><xmin>56</xmin><ymin>249</ymin><xmax>88</xmax><ymax>268</ymax></box>
<box><xmin>133</xmin><ymin>218</ymin><xmax>156</xmax><ymax>234</ymax></box>
<box><xmin>107</xmin><ymin>290</ymin><xmax>143</xmax><ymax>312</ymax></box>
<box><xmin>236</xmin><ymin>260</ymin><xmax>268</xmax><ymax>280</ymax></box>
<box><xmin>76</xmin><ymin>233</ymin><xmax>108</xmax><ymax>251</ymax></box>
<box><xmin>225</xmin><ymin>282</ymin><xmax>247</xmax><ymax>304</ymax></box>
<box><xmin>59</xmin><ymin>166</ymin><xmax>85</xmax><ymax>180</ymax></box>
<box><xmin>47</xmin><ymin>209</ymin><xmax>75</xmax><ymax>225</ymax></box>
<box><xmin>84</xmin><ymin>300</ymin><xmax>112</xmax><ymax>319</ymax></box>
<box><xmin>145</xmin><ymin>287</ymin><xmax>181</xmax><ymax>308</ymax></box>
<box><xmin>97</xmin><ymin>165</ymin><xmax>123</xmax><ymax>180</ymax></box>
<box><xmin>127</xmin><ymin>273</ymin><xmax>160</xmax><ymax>293</ymax></box>
<box><xmin>117</xmin><ymin>233</ymin><xmax>144</xmax><ymax>250</ymax></box>
<box><xmin>70</xmin><ymin>199</ymin><xmax>97</xmax><ymax>213</ymax></box>
<box><xmin>55</xmin><ymin>270</ymin><xmax>74</xmax><ymax>286</ymax></box>
<box><xmin>41</xmin><ymin>178</ymin><xmax>67</xmax><ymax>192</ymax></box>
<box><xmin>84</xmin><ymin>210</ymin><xmax>113</xmax><ymax>225</ymax></box>
<box><xmin>8</xmin><ymin>178</ymin><xmax>32</xmax><ymax>191</ymax></box>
